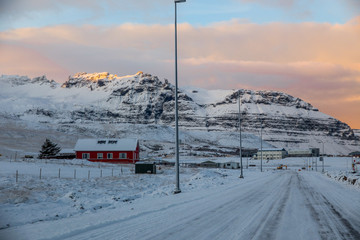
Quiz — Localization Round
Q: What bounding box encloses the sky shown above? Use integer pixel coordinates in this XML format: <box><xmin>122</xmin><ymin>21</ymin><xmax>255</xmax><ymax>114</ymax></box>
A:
<box><xmin>0</xmin><ymin>0</ymin><xmax>360</xmax><ymax>129</ymax></box>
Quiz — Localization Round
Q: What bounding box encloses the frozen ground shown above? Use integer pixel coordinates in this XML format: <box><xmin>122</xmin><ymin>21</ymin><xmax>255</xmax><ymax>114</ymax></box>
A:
<box><xmin>0</xmin><ymin>157</ymin><xmax>360</xmax><ymax>240</ymax></box>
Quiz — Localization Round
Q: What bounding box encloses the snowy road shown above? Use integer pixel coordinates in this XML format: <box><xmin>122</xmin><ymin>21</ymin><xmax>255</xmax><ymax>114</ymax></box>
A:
<box><xmin>2</xmin><ymin>170</ymin><xmax>360</xmax><ymax>240</ymax></box>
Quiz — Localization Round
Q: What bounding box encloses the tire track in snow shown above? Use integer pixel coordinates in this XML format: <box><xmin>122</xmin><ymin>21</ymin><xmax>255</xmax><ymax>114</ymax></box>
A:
<box><xmin>14</xmin><ymin>170</ymin><xmax>359</xmax><ymax>240</ymax></box>
<box><xmin>298</xmin><ymin>173</ymin><xmax>360</xmax><ymax>240</ymax></box>
<box><xmin>141</xmin><ymin>172</ymin><xmax>286</xmax><ymax>240</ymax></box>
<box><xmin>52</xmin><ymin>172</ymin><xmax>284</xmax><ymax>240</ymax></box>
<box><xmin>246</xmin><ymin>171</ymin><xmax>293</xmax><ymax>240</ymax></box>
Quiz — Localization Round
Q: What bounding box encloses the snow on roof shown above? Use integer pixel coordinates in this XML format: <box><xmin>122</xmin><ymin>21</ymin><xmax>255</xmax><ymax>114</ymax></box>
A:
<box><xmin>74</xmin><ymin>138</ymin><xmax>138</xmax><ymax>151</ymax></box>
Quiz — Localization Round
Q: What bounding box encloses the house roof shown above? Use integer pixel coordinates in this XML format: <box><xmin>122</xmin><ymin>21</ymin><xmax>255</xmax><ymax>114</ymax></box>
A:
<box><xmin>74</xmin><ymin>138</ymin><xmax>138</xmax><ymax>151</ymax></box>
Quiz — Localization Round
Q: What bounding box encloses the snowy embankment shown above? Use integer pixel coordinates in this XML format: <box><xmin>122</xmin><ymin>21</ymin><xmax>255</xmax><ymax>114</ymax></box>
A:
<box><xmin>325</xmin><ymin>171</ymin><xmax>360</xmax><ymax>188</ymax></box>
<box><xmin>1</xmin><ymin>157</ymin><xmax>360</xmax><ymax>240</ymax></box>
<box><xmin>323</xmin><ymin>157</ymin><xmax>360</xmax><ymax>188</ymax></box>
<box><xmin>0</xmin><ymin>157</ymin><xmax>243</xmax><ymax>231</ymax></box>
<box><xmin>314</xmin><ymin>157</ymin><xmax>360</xmax><ymax>188</ymax></box>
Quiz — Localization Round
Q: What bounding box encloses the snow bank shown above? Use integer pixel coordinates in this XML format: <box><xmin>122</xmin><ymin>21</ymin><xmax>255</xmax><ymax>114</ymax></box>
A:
<box><xmin>325</xmin><ymin>171</ymin><xmax>360</xmax><ymax>188</ymax></box>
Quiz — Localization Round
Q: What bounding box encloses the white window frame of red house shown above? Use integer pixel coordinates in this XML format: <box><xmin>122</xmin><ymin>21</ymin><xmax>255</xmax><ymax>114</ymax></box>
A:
<box><xmin>119</xmin><ymin>153</ymin><xmax>127</xmax><ymax>159</ymax></box>
<box><xmin>97</xmin><ymin>153</ymin><xmax>103</xmax><ymax>159</ymax></box>
<box><xmin>82</xmin><ymin>153</ymin><xmax>90</xmax><ymax>159</ymax></box>
<box><xmin>107</xmin><ymin>153</ymin><xmax>113</xmax><ymax>159</ymax></box>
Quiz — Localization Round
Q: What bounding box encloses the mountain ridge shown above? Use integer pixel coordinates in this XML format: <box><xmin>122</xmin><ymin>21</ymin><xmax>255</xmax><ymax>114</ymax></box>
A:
<box><xmin>0</xmin><ymin>72</ymin><xmax>358</xmax><ymax>156</ymax></box>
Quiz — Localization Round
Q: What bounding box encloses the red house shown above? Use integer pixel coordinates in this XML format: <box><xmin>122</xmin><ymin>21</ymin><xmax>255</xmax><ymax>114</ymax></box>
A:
<box><xmin>74</xmin><ymin>138</ymin><xmax>140</xmax><ymax>163</ymax></box>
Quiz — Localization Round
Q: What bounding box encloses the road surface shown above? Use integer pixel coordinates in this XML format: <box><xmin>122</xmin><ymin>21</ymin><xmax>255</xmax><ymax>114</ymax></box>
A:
<box><xmin>2</xmin><ymin>171</ymin><xmax>360</xmax><ymax>240</ymax></box>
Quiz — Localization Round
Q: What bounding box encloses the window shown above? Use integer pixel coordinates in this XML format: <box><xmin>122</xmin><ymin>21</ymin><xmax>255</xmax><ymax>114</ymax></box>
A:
<box><xmin>97</xmin><ymin>153</ymin><xmax>103</xmax><ymax>159</ymax></box>
<box><xmin>108</xmin><ymin>140</ymin><xmax>117</xmax><ymax>144</ymax></box>
<box><xmin>97</xmin><ymin>140</ymin><xmax>106</xmax><ymax>144</ymax></box>
<box><xmin>82</xmin><ymin>153</ymin><xmax>90</xmax><ymax>159</ymax></box>
<box><xmin>119</xmin><ymin>153</ymin><xmax>127</xmax><ymax>159</ymax></box>
<box><xmin>107</xmin><ymin>153</ymin><xmax>113</xmax><ymax>159</ymax></box>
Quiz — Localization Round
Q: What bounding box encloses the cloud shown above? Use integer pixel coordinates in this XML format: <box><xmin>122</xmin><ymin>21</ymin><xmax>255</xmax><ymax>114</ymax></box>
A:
<box><xmin>0</xmin><ymin>43</ymin><xmax>71</xmax><ymax>80</ymax></box>
<box><xmin>1</xmin><ymin>17</ymin><xmax>360</xmax><ymax>127</ymax></box>
<box><xmin>239</xmin><ymin>0</ymin><xmax>296</xmax><ymax>8</ymax></box>
<box><xmin>344</xmin><ymin>96</ymin><xmax>360</xmax><ymax>102</ymax></box>
<box><xmin>0</xmin><ymin>0</ymin><xmax>171</xmax><ymax>26</ymax></box>
<box><xmin>238</xmin><ymin>0</ymin><xmax>360</xmax><ymax>11</ymax></box>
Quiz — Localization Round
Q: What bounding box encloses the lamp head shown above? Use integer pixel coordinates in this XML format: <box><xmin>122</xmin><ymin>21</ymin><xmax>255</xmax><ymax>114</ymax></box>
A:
<box><xmin>175</xmin><ymin>0</ymin><xmax>186</xmax><ymax>3</ymax></box>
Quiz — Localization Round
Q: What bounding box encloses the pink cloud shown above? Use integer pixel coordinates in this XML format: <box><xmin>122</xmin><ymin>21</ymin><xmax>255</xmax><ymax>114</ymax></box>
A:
<box><xmin>0</xmin><ymin>43</ymin><xmax>71</xmax><ymax>80</ymax></box>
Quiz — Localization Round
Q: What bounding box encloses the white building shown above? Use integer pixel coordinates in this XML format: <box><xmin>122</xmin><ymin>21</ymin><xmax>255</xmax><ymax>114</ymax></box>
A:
<box><xmin>253</xmin><ymin>148</ymin><xmax>287</xmax><ymax>160</ymax></box>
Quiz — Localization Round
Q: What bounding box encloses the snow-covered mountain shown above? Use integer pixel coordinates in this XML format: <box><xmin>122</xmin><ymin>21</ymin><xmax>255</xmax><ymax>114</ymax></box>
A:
<box><xmin>354</xmin><ymin>129</ymin><xmax>360</xmax><ymax>137</ymax></box>
<box><xmin>0</xmin><ymin>72</ymin><xmax>358</xmax><ymax>157</ymax></box>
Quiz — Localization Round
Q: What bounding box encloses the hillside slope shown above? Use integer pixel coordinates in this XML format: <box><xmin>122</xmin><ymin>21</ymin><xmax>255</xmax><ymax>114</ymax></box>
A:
<box><xmin>0</xmin><ymin>72</ymin><xmax>358</xmax><ymax>156</ymax></box>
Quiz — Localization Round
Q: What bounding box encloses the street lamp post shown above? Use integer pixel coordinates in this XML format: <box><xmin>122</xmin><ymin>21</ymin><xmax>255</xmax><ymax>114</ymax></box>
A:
<box><xmin>174</xmin><ymin>0</ymin><xmax>186</xmax><ymax>194</ymax></box>
<box><xmin>238</xmin><ymin>91</ymin><xmax>244</xmax><ymax>178</ymax></box>
<box><xmin>322</xmin><ymin>141</ymin><xmax>325</xmax><ymax>173</ymax></box>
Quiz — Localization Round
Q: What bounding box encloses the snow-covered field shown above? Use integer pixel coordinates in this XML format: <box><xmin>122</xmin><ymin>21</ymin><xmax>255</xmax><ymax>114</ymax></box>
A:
<box><xmin>1</xmin><ymin>156</ymin><xmax>360</xmax><ymax>240</ymax></box>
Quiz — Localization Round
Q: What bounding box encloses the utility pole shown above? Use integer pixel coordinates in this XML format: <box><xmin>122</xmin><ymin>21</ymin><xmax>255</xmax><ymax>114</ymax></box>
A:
<box><xmin>239</xmin><ymin>91</ymin><xmax>244</xmax><ymax>178</ymax></box>
<box><xmin>308</xmin><ymin>157</ymin><xmax>310</xmax><ymax>171</ymax></box>
<box><xmin>260</xmin><ymin>120</ymin><xmax>263</xmax><ymax>172</ymax></box>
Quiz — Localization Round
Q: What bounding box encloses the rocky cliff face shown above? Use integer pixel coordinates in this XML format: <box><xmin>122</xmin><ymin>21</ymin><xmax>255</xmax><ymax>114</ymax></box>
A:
<box><xmin>61</xmin><ymin>72</ymin><xmax>356</xmax><ymax>139</ymax></box>
<box><xmin>0</xmin><ymin>72</ymin><xmax>358</xmax><ymax>156</ymax></box>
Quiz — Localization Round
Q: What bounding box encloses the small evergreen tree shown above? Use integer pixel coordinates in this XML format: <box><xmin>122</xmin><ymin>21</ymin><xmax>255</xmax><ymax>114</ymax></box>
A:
<box><xmin>38</xmin><ymin>138</ymin><xmax>61</xmax><ymax>159</ymax></box>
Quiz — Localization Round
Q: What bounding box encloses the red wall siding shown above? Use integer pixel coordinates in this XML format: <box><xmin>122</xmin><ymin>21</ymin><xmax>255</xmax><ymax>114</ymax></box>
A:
<box><xmin>76</xmin><ymin>149</ymin><xmax>139</xmax><ymax>164</ymax></box>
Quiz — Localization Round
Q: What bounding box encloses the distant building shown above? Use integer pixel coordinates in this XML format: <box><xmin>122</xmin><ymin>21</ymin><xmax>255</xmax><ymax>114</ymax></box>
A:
<box><xmin>241</xmin><ymin>148</ymin><xmax>258</xmax><ymax>158</ymax></box>
<box><xmin>287</xmin><ymin>149</ymin><xmax>312</xmax><ymax>158</ymax></box>
<box><xmin>74</xmin><ymin>138</ymin><xmax>139</xmax><ymax>163</ymax></box>
<box><xmin>253</xmin><ymin>148</ymin><xmax>287</xmax><ymax>160</ymax></box>
<box><xmin>286</xmin><ymin>148</ymin><xmax>320</xmax><ymax>157</ymax></box>
<box><xmin>199</xmin><ymin>161</ymin><xmax>218</xmax><ymax>168</ymax></box>
<box><xmin>349</xmin><ymin>151</ymin><xmax>360</xmax><ymax>158</ymax></box>
<box><xmin>310</xmin><ymin>148</ymin><xmax>320</xmax><ymax>157</ymax></box>
<box><xmin>218</xmin><ymin>162</ymin><xmax>240</xmax><ymax>169</ymax></box>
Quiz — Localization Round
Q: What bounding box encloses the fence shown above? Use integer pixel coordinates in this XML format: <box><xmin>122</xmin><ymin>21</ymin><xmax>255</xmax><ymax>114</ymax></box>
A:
<box><xmin>13</xmin><ymin>166</ymin><xmax>131</xmax><ymax>183</ymax></box>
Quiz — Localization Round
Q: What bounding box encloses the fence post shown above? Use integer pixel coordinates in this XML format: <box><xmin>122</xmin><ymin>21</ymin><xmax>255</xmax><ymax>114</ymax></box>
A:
<box><xmin>58</xmin><ymin>168</ymin><xmax>61</xmax><ymax>178</ymax></box>
<box><xmin>74</xmin><ymin>169</ymin><xmax>76</xmax><ymax>179</ymax></box>
<box><xmin>16</xmin><ymin>170</ymin><xmax>18</xmax><ymax>183</ymax></box>
<box><xmin>40</xmin><ymin>168</ymin><xmax>42</xmax><ymax>180</ymax></box>
<box><xmin>112</xmin><ymin>168</ymin><xmax>114</xmax><ymax>177</ymax></box>
<box><xmin>88</xmin><ymin>170</ymin><xmax>90</xmax><ymax>180</ymax></box>
<box><xmin>100</xmin><ymin>169</ymin><xmax>102</xmax><ymax>178</ymax></box>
